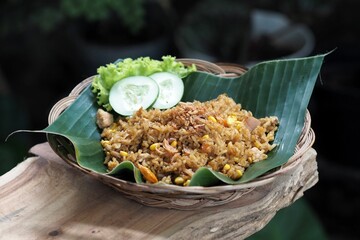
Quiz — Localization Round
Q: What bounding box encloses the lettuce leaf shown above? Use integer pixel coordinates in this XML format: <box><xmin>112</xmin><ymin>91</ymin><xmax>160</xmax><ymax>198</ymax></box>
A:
<box><xmin>91</xmin><ymin>56</ymin><xmax>196</xmax><ymax>111</ymax></box>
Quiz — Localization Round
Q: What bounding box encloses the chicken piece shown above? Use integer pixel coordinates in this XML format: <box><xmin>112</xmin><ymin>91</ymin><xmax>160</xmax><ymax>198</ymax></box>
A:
<box><xmin>96</xmin><ymin>108</ymin><xmax>114</xmax><ymax>129</ymax></box>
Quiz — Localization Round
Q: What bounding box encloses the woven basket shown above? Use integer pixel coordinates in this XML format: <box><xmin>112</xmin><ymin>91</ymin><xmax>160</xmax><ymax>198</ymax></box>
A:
<box><xmin>47</xmin><ymin>59</ymin><xmax>315</xmax><ymax>210</ymax></box>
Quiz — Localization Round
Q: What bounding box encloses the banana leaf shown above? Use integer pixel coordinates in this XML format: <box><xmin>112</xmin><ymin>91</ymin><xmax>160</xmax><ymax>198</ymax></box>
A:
<box><xmin>42</xmin><ymin>54</ymin><xmax>326</xmax><ymax>186</ymax></box>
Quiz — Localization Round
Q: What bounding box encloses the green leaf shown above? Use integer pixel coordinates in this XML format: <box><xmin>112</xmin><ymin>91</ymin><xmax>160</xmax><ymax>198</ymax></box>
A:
<box><xmin>39</xmin><ymin>54</ymin><xmax>326</xmax><ymax>186</ymax></box>
<box><xmin>44</xmin><ymin>86</ymin><xmax>107</xmax><ymax>172</ymax></box>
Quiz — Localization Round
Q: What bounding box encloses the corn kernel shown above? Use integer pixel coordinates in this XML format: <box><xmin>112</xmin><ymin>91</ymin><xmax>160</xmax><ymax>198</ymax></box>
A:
<box><xmin>236</xmin><ymin>169</ymin><xmax>243</xmax><ymax>178</ymax></box>
<box><xmin>119</xmin><ymin>151</ymin><xmax>128</xmax><ymax>157</ymax></box>
<box><xmin>170</xmin><ymin>140</ymin><xmax>177</xmax><ymax>148</ymax></box>
<box><xmin>108</xmin><ymin>160</ymin><xmax>119</xmax><ymax>171</ymax></box>
<box><xmin>226</xmin><ymin>116</ymin><xmax>237</xmax><ymax>127</ymax></box>
<box><xmin>174</xmin><ymin>176</ymin><xmax>185</xmax><ymax>185</ymax></box>
<box><xmin>207</xmin><ymin>116</ymin><xmax>217</xmax><ymax>123</ymax></box>
<box><xmin>202</xmin><ymin>134</ymin><xmax>210</xmax><ymax>140</ymax></box>
<box><xmin>150</xmin><ymin>143</ymin><xmax>159</xmax><ymax>151</ymax></box>
<box><xmin>223</xmin><ymin>164</ymin><xmax>231</xmax><ymax>171</ymax></box>
<box><xmin>254</xmin><ymin>141</ymin><xmax>262</xmax><ymax>148</ymax></box>
<box><xmin>184</xmin><ymin>179</ymin><xmax>191</xmax><ymax>186</ymax></box>
<box><xmin>234</xmin><ymin>121</ymin><xmax>245</xmax><ymax>130</ymax></box>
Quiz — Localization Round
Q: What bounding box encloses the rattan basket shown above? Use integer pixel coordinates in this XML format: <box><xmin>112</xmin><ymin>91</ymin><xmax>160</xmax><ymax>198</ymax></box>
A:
<box><xmin>47</xmin><ymin>59</ymin><xmax>315</xmax><ymax>210</ymax></box>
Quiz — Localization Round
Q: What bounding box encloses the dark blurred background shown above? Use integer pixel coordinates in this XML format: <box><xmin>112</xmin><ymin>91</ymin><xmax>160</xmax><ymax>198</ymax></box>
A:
<box><xmin>1</xmin><ymin>0</ymin><xmax>359</xmax><ymax>239</ymax></box>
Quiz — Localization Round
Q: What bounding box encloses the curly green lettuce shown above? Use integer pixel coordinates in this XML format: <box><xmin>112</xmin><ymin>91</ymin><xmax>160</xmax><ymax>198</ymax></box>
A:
<box><xmin>91</xmin><ymin>56</ymin><xmax>196</xmax><ymax>111</ymax></box>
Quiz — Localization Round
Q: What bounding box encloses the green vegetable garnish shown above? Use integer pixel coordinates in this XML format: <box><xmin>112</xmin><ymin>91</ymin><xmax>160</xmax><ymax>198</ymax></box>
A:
<box><xmin>92</xmin><ymin>56</ymin><xmax>196</xmax><ymax>111</ymax></box>
<box><xmin>109</xmin><ymin>76</ymin><xmax>159</xmax><ymax>116</ymax></box>
<box><xmin>150</xmin><ymin>72</ymin><xmax>185</xmax><ymax>110</ymax></box>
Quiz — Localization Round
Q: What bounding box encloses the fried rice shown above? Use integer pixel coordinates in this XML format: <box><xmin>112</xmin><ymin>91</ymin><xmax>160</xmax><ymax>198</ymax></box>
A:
<box><xmin>98</xmin><ymin>94</ymin><xmax>279</xmax><ymax>186</ymax></box>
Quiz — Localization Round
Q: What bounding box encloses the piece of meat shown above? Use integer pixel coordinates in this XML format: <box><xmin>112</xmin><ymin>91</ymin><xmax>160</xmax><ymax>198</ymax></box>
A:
<box><xmin>245</xmin><ymin>116</ymin><xmax>261</xmax><ymax>131</ymax></box>
<box><xmin>96</xmin><ymin>108</ymin><xmax>114</xmax><ymax>129</ymax></box>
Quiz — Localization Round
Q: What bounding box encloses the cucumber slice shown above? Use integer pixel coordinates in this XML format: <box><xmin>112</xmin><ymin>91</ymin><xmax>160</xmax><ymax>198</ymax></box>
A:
<box><xmin>109</xmin><ymin>76</ymin><xmax>159</xmax><ymax>116</ymax></box>
<box><xmin>150</xmin><ymin>72</ymin><xmax>184</xmax><ymax>109</ymax></box>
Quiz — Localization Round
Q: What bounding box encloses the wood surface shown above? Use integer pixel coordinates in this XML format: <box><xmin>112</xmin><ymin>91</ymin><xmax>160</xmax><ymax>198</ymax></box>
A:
<box><xmin>0</xmin><ymin>142</ymin><xmax>318</xmax><ymax>240</ymax></box>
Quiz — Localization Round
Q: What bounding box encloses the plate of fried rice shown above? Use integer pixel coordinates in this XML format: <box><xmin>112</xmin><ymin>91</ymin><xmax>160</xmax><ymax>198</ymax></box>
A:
<box><xmin>42</xmin><ymin>55</ymin><xmax>325</xmax><ymax>208</ymax></box>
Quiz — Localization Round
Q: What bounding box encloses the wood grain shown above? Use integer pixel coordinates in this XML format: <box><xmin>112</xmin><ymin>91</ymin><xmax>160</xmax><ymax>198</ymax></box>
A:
<box><xmin>0</xmin><ymin>142</ymin><xmax>318</xmax><ymax>240</ymax></box>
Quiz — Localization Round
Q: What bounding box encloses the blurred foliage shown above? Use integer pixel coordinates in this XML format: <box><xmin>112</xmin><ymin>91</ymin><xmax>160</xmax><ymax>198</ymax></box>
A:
<box><xmin>60</xmin><ymin>0</ymin><xmax>145</xmax><ymax>34</ymax></box>
<box><xmin>0</xmin><ymin>0</ymin><xmax>145</xmax><ymax>36</ymax></box>
<box><xmin>177</xmin><ymin>0</ymin><xmax>252</xmax><ymax>63</ymax></box>
<box><xmin>0</xmin><ymin>0</ymin><xmax>342</xmax><ymax>40</ymax></box>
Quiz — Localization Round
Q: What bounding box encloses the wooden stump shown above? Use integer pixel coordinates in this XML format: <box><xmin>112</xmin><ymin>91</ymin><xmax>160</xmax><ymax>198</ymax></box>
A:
<box><xmin>0</xmin><ymin>142</ymin><xmax>318</xmax><ymax>240</ymax></box>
